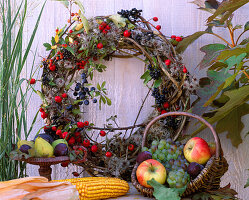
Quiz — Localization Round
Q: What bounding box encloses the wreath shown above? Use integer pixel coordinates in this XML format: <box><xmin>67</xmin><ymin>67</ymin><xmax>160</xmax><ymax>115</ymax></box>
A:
<box><xmin>38</xmin><ymin>1</ymin><xmax>198</xmax><ymax>180</ymax></box>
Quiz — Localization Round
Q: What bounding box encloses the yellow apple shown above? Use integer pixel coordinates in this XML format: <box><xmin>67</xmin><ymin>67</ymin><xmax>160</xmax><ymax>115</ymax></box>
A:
<box><xmin>136</xmin><ymin>159</ymin><xmax>166</xmax><ymax>188</ymax></box>
<box><xmin>184</xmin><ymin>137</ymin><xmax>211</xmax><ymax>165</ymax></box>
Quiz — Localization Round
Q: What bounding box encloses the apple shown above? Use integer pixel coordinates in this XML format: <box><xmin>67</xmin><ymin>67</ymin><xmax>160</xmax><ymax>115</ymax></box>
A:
<box><xmin>136</xmin><ymin>159</ymin><xmax>166</xmax><ymax>188</ymax></box>
<box><xmin>183</xmin><ymin>137</ymin><xmax>211</xmax><ymax>165</ymax></box>
<box><xmin>208</xmin><ymin>142</ymin><xmax>216</xmax><ymax>156</ymax></box>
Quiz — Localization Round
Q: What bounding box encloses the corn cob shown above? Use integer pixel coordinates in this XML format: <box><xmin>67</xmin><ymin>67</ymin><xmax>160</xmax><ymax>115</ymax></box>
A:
<box><xmin>51</xmin><ymin>177</ymin><xmax>129</xmax><ymax>200</ymax></box>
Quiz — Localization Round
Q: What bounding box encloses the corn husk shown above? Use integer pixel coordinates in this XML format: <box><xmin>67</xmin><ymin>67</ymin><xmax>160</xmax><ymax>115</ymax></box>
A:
<box><xmin>0</xmin><ymin>177</ymin><xmax>79</xmax><ymax>200</ymax></box>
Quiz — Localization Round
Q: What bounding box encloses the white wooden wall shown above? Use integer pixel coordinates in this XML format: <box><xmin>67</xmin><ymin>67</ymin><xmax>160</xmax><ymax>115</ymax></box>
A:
<box><xmin>23</xmin><ymin>0</ymin><xmax>249</xmax><ymax>199</ymax></box>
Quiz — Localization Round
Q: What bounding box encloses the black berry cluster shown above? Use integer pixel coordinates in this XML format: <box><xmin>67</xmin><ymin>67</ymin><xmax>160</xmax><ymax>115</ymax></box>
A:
<box><xmin>148</xmin><ymin>64</ymin><xmax>161</xmax><ymax>80</ymax></box>
<box><xmin>117</xmin><ymin>8</ymin><xmax>142</xmax><ymax>22</ymax></box>
<box><xmin>152</xmin><ymin>88</ymin><xmax>166</xmax><ymax>106</ymax></box>
<box><xmin>163</xmin><ymin>117</ymin><xmax>180</xmax><ymax>130</ymax></box>
<box><xmin>61</xmin><ymin>49</ymin><xmax>73</xmax><ymax>60</ymax></box>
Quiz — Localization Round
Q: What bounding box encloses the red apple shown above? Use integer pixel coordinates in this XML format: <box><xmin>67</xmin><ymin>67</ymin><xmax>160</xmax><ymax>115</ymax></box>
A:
<box><xmin>208</xmin><ymin>142</ymin><xmax>216</xmax><ymax>156</ymax></box>
<box><xmin>136</xmin><ymin>159</ymin><xmax>166</xmax><ymax>188</ymax></box>
<box><xmin>183</xmin><ymin>137</ymin><xmax>211</xmax><ymax>165</ymax></box>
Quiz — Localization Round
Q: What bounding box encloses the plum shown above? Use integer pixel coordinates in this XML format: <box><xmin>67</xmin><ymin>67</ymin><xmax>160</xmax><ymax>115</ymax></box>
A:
<box><xmin>34</xmin><ymin>134</ymin><xmax>54</xmax><ymax>144</ymax></box>
<box><xmin>187</xmin><ymin>162</ymin><xmax>204</xmax><ymax>179</ymax></box>
<box><xmin>54</xmin><ymin>143</ymin><xmax>68</xmax><ymax>156</ymax></box>
<box><xmin>19</xmin><ymin>144</ymin><xmax>31</xmax><ymax>154</ymax></box>
<box><xmin>136</xmin><ymin>151</ymin><xmax>152</xmax><ymax>164</ymax></box>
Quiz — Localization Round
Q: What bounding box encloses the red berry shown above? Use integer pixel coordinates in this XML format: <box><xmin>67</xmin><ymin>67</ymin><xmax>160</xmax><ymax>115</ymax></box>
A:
<box><xmin>163</xmin><ymin>102</ymin><xmax>170</xmax><ymax>109</ymax></box>
<box><xmin>91</xmin><ymin>145</ymin><xmax>98</xmax><ymax>153</ymax></box>
<box><xmin>75</xmin><ymin>132</ymin><xmax>81</xmax><ymax>137</ymax></box>
<box><xmin>153</xmin><ymin>17</ymin><xmax>158</xmax><ymax>22</ymax></box>
<box><xmin>123</xmin><ymin>30</ymin><xmax>131</xmax><ymax>37</ymax></box>
<box><xmin>64</xmin><ymin>44</ymin><xmax>68</xmax><ymax>48</ymax></box>
<box><xmin>56</xmin><ymin>29</ymin><xmax>59</xmax><ymax>33</ymax></box>
<box><xmin>56</xmin><ymin>56</ymin><xmax>59</xmax><ymax>60</ymax></box>
<box><xmin>171</xmin><ymin>35</ymin><xmax>176</xmax><ymax>39</ymax></box>
<box><xmin>106</xmin><ymin>25</ymin><xmax>111</xmax><ymax>30</ymax></box>
<box><xmin>99</xmin><ymin>130</ymin><xmax>106</xmax><ymax>137</ymax></box>
<box><xmin>105</xmin><ymin>151</ymin><xmax>112</xmax><ymax>157</ymax></box>
<box><xmin>62</xmin><ymin>132</ymin><xmax>69</xmax><ymax>140</ymax></box>
<box><xmin>29</xmin><ymin>78</ymin><xmax>36</xmax><ymax>84</ymax></box>
<box><xmin>101</xmin><ymin>22</ymin><xmax>107</xmax><ymax>27</ymax></box>
<box><xmin>43</xmin><ymin>126</ymin><xmax>49</xmax><ymax>130</ymax></box>
<box><xmin>68</xmin><ymin>137</ymin><xmax>75</xmax><ymax>145</ymax></box>
<box><xmin>56</xmin><ymin>129</ymin><xmax>62</xmax><ymax>136</ymax></box>
<box><xmin>165</xmin><ymin>59</ymin><xmax>171</xmax><ymax>66</ymax></box>
<box><xmin>83</xmin><ymin>139</ymin><xmax>90</xmax><ymax>147</ymax></box>
<box><xmin>49</xmin><ymin>65</ymin><xmax>56</xmax><ymax>71</ymax></box>
<box><xmin>61</xmin><ymin>161</ymin><xmax>69</xmax><ymax>167</ymax></box>
<box><xmin>52</xmin><ymin>126</ymin><xmax>57</xmax><ymax>131</ymax></box>
<box><xmin>55</xmin><ymin>96</ymin><xmax>62</xmax><ymax>103</ymax></box>
<box><xmin>62</xmin><ymin>93</ymin><xmax>67</xmax><ymax>98</ymax></box>
<box><xmin>128</xmin><ymin>144</ymin><xmax>134</xmax><ymax>151</ymax></box>
<box><xmin>176</xmin><ymin>36</ymin><xmax>182</xmax><ymax>42</ymax></box>
<box><xmin>69</xmin><ymin>30</ymin><xmax>73</xmax><ymax>34</ymax></box>
<box><xmin>39</xmin><ymin>108</ymin><xmax>44</xmax><ymax>112</ymax></box>
<box><xmin>41</xmin><ymin>112</ymin><xmax>48</xmax><ymax>119</ymax></box>
<box><xmin>156</xmin><ymin>25</ymin><xmax>161</xmax><ymax>30</ymax></box>
<box><xmin>99</xmin><ymin>25</ymin><xmax>105</xmax><ymax>31</ymax></box>
<box><xmin>102</xmin><ymin>29</ymin><xmax>108</xmax><ymax>34</ymax></box>
<box><xmin>183</xmin><ymin>66</ymin><xmax>187</xmax><ymax>73</ymax></box>
<box><xmin>77</xmin><ymin>122</ymin><xmax>84</xmax><ymax>128</ymax></box>
<box><xmin>84</xmin><ymin>121</ymin><xmax>89</xmax><ymax>126</ymax></box>
<box><xmin>76</xmin><ymin>137</ymin><xmax>82</xmax><ymax>143</ymax></box>
<box><xmin>97</xmin><ymin>43</ymin><xmax>103</xmax><ymax>49</ymax></box>
<box><xmin>161</xmin><ymin>110</ymin><xmax>167</xmax><ymax>114</ymax></box>
<box><xmin>72</xmin><ymin>172</ymin><xmax>80</xmax><ymax>177</ymax></box>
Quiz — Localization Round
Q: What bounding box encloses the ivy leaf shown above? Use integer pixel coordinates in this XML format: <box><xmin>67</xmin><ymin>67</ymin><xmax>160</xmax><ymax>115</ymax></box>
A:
<box><xmin>65</xmin><ymin>46</ymin><xmax>75</xmax><ymax>55</ymax></box>
<box><xmin>154</xmin><ymin>78</ymin><xmax>162</xmax><ymax>88</ymax></box>
<box><xmin>109</xmin><ymin>14</ymin><xmax>126</xmax><ymax>27</ymax></box>
<box><xmin>43</xmin><ymin>43</ymin><xmax>51</xmax><ymax>51</ymax></box>
<box><xmin>244</xmin><ymin>21</ymin><xmax>249</xmax><ymax>31</ymax></box>
<box><xmin>198</xmin><ymin>43</ymin><xmax>227</xmax><ymax>70</ymax></box>
<box><xmin>207</xmin><ymin>0</ymin><xmax>249</xmax><ymax>24</ymax></box>
<box><xmin>192</xmin><ymin>85</ymin><xmax>249</xmax><ymax>141</ymax></box>
<box><xmin>215</xmin><ymin>103</ymin><xmax>249</xmax><ymax>147</ymax></box>
<box><xmin>147</xmin><ymin>179</ymin><xmax>186</xmax><ymax>200</ymax></box>
<box><xmin>175</xmin><ymin>31</ymin><xmax>207</xmax><ymax>54</ymax></box>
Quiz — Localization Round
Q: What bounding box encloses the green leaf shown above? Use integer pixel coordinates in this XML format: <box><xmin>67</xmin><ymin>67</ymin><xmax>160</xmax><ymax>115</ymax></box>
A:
<box><xmin>65</xmin><ymin>80</ymin><xmax>74</xmax><ymax>90</ymax></box>
<box><xmin>245</xmin><ymin>177</ymin><xmax>249</xmax><ymax>188</ymax></box>
<box><xmin>74</xmin><ymin>0</ymin><xmax>85</xmax><ymax>14</ymax></box>
<box><xmin>244</xmin><ymin>21</ymin><xmax>249</xmax><ymax>31</ymax></box>
<box><xmin>109</xmin><ymin>14</ymin><xmax>126</xmax><ymax>27</ymax></box>
<box><xmin>48</xmin><ymin>80</ymin><xmax>56</xmax><ymax>86</ymax></box>
<box><xmin>192</xmin><ymin>85</ymin><xmax>249</xmax><ymax>140</ymax></box>
<box><xmin>72</xmin><ymin>109</ymin><xmax>81</xmax><ymax>115</ymax></box>
<box><xmin>101</xmin><ymin>95</ymin><xmax>106</xmax><ymax>104</ymax></box>
<box><xmin>78</xmin><ymin>12</ymin><xmax>89</xmax><ymax>34</ymax></box>
<box><xmin>65</xmin><ymin>46</ymin><xmax>74</xmax><ymax>55</ymax></box>
<box><xmin>101</xmin><ymin>81</ymin><xmax>106</xmax><ymax>88</ymax></box>
<box><xmin>147</xmin><ymin>179</ymin><xmax>185</xmax><ymax>200</ymax></box>
<box><xmin>105</xmin><ymin>96</ymin><xmax>112</xmax><ymax>106</ymax></box>
<box><xmin>216</xmin><ymin>46</ymin><xmax>248</xmax><ymax>61</ymax></box>
<box><xmin>207</xmin><ymin>0</ymin><xmax>249</xmax><ymax>23</ymax></box>
<box><xmin>43</xmin><ymin>43</ymin><xmax>51</xmax><ymax>50</ymax></box>
<box><xmin>198</xmin><ymin>43</ymin><xmax>227</xmax><ymax>69</ymax></box>
<box><xmin>216</xmin><ymin>103</ymin><xmax>249</xmax><ymax>147</ymax></box>
<box><xmin>175</xmin><ymin>31</ymin><xmax>207</xmax><ymax>54</ymax></box>
<box><xmin>51</xmin><ymin>36</ymin><xmax>56</xmax><ymax>45</ymax></box>
<box><xmin>154</xmin><ymin>78</ymin><xmax>162</xmax><ymax>88</ymax></box>
<box><xmin>140</xmin><ymin>70</ymin><xmax>150</xmax><ymax>79</ymax></box>
<box><xmin>233</xmin><ymin>24</ymin><xmax>242</xmax><ymax>30</ymax></box>
<box><xmin>97</xmin><ymin>83</ymin><xmax>101</xmax><ymax>90</ymax></box>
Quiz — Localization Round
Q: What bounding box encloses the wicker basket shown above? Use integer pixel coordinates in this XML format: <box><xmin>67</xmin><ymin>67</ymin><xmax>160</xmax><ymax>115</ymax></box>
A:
<box><xmin>131</xmin><ymin>112</ymin><xmax>228</xmax><ymax>198</ymax></box>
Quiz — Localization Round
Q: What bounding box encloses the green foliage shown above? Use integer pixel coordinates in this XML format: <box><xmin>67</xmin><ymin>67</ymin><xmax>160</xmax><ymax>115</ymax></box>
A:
<box><xmin>147</xmin><ymin>179</ymin><xmax>186</xmax><ymax>200</ymax></box>
<box><xmin>0</xmin><ymin>0</ymin><xmax>46</xmax><ymax>180</ymax></box>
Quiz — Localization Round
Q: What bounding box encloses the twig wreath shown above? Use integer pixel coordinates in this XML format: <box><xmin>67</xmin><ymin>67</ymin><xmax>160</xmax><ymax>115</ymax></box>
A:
<box><xmin>38</xmin><ymin>1</ymin><xmax>198</xmax><ymax>180</ymax></box>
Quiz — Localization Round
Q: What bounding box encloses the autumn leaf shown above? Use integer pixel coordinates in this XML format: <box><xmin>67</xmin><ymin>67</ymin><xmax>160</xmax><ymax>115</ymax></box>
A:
<box><xmin>55</xmin><ymin>34</ymin><xmax>59</xmax><ymax>43</ymax></box>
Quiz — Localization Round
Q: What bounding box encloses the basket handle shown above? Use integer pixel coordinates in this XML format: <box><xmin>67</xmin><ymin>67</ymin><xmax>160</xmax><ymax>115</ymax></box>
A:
<box><xmin>142</xmin><ymin>112</ymin><xmax>221</xmax><ymax>159</ymax></box>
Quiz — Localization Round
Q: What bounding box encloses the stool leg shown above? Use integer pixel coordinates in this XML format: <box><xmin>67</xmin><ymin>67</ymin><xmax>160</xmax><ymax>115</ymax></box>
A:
<box><xmin>38</xmin><ymin>165</ymin><xmax>52</xmax><ymax>181</ymax></box>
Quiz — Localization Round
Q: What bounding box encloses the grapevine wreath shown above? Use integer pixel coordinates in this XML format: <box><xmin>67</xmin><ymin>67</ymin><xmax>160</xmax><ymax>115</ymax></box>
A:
<box><xmin>36</xmin><ymin>2</ymin><xmax>198</xmax><ymax>180</ymax></box>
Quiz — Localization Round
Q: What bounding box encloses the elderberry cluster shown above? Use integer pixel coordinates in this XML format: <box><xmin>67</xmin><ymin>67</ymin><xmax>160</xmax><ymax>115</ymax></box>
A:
<box><xmin>152</xmin><ymin>88</ymin><xmax>166</xmax><ymax>106</ymax></box>
<box><xmin>163</xmin><ymin>117</ymin><xmax>180</xmax><ymax>130</ymax></box>
<box><xmin>71</xmin><ymin>73</ymin><xmax>97</xmax><ymax>109</ymax></box>
<box><xmin>117</xmin><ymin>8</ymin><xmax>142</xmax><ymax>22</ymax></box>
<box><xmin>148</xmin><ymin>64</ymin><xmax>161</xmax><ymax>80</ymax></box>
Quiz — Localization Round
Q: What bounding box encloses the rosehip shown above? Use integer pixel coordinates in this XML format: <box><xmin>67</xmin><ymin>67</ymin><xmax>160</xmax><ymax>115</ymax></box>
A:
<box><xmin>99</xmin><ymin>25</ymin><xmax>105</xmax><ymax>31</ymax></box>
<box><xmin>123</xmin><ymin>30</ymin><xmax>131</xmax><ymax>37</ymax></box>
<box><xmin>156</xmin><ymin>25</ymin><xmax>161</xmax><ymax>30</ymax></box>
<box><xmin>75</xmin><ymin>132</ymin><xmax>81</xmax><ymax>137</ymax></box>
<box><xmin>41</xmin><ymin>112</ymin><xmax>48</xmax><ymax>119</ymax></box>
<box><xmin>106</xmin><ymin>25</ymin><xmax>111</xmax><ymax>30</ymax></box>
<box><xmin>163</xmin><ymin>102</ymin><xmax>170</xmax><ymax>109</ymax></box>
<box><xmin>164</xmin><ymin>59</ymin><xmax>171</xmax><ymax>66</ymax></box>
<box><xmin>91</xmin><ymin>145</ymin><xmax>98</xmax><ymax>153</ymax></box>
<box><xmin>171</xmin><ymin>35</ymin><xmax>176</xmax><ymax>39</ymax></box>
<box><xmin>52</xmin><ymin>126</ymin><xmax>57</xmax><ymax>131</ymax></box>
<box><xmin>55</xmin><ymin>96</ymin><xmax>62</xmax><ymax>103</ymax></box>
<box><xmin>61</xmin><ymin>161</ymin><xmax>69</xmax><ymax>167</ymax></box>
<box><xmin>176</xmin><ymin>36</ymin><xmax>182</xmax><ymax>42</ymax></box>
<box><xmin>29</xmin><ymin>78</ymin><xmax>36</xmax><ymax>84</ymax></box>
<box><xmin>102</xmin><ymin>29</ymin><xmax>108</xmax><ymax>34</ymax></box>
<box><xmin>56</xmin><ymin>129</ymin><xmax>62</xmax><ymax>136</ymax></box>
<box><xmin>62</xmin><ymin>132</ymin><xmax>69</xmax><ymax>140</ymax></box>
<box><xmin>72</xmin><ymin>172</ymin><xmax>80</xmax><ymax>177</ymax></box>
<box><xmin>68</xmin><ymin>137</ymin><xmax>75</xmax><ymax>145</ymax></box>
<box><xmin>105</xmin><ymin>151</ymin><xmax>112</xmax><ymax>157</ymax></box>
<box><xmin>183</xmin><ymin>66</ymin><xmax>187</xmax><ymax>73</ymax></box>
<box><xmin>39</xmin><ymin>108</ymin><xmax>44</xmax><ymax>112</ymax></box>
<box><xmin>101</xmin><ymin>22</ymin><xmax>107</xmax><ymax>27</ymax></box>
<box><xmin>84</xmin><ymin>121</ymin><xmax>89</xmax><ymax>126</ymax></box>
<box><xmin>97</xmin><ymin>43</ymin><xmax>103</xmax><ymax>49</ymax></box>
<box><xmin>83</xmin><ymin>139</ymin><xmax>90</xmax><ymax>147</ymax></box>
<box><xmin>161</xmin><ymin>110</ymin><xmax>167</xmax><ymax>114</ymax></box>
<box><xmin>77</xmin><ymin>122</ymin><xmax>84</xmax><ymax>128</ymax></box>
<box><xmin>76</xmin><ymin>137</ymin><xmax>82</xmax><ymax>143</ymax></box>
<box><xmin>61</xmin><ymin>93</ymin><xmax>67</xmax><ymax>98</ymax></box>
<box><xmin>128</xmin><ymin>144</ymin><xmax>134</xmax><ymax>151</ymax></box>
<box><xmin>69</xmin><ymin>30</ymin><xmax>73</xmax><ymax>34</ymax></box>
<box><xmin>100</xmin><ymin>130</ymin><xmax>106</xmax><ymax>137</ymax></box>
<box><xmin>153</xmin><ymin>17</ymin><xmax>158</xmax><ymax>22</ymax></box>
<box><xmin>49</xmin><ymin>65</ymin><xmax>56</xmax><ymax>71</ymax></box>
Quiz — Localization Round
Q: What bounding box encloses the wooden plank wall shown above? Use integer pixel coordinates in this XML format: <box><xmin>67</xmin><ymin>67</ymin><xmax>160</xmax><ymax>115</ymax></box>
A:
<box><xmin>23</xmin><ymin>0</ymin><xmax>249</xmax><ymax>198</ymax></box>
